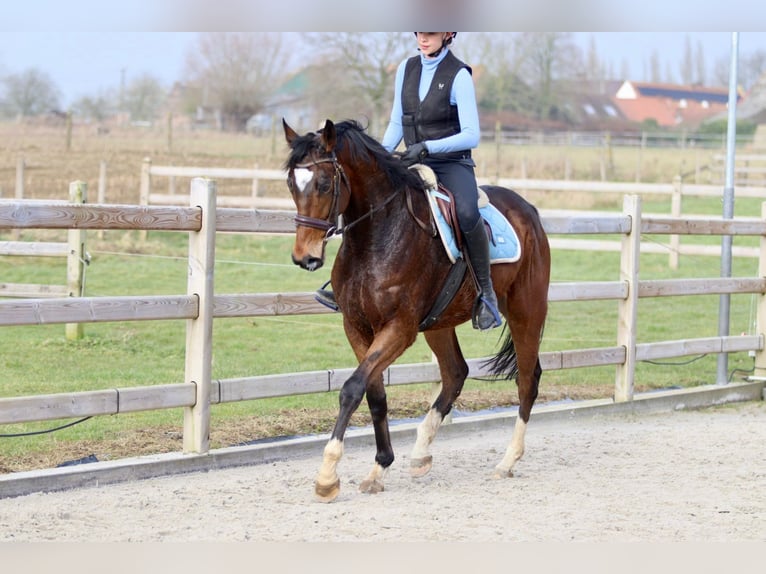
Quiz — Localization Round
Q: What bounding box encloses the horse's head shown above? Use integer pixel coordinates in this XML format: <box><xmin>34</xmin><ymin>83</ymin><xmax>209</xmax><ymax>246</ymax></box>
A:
<box><xmin>283</xmin><ymin>118</ymin><xmax>349</xmax><ymax>271</ymax></box>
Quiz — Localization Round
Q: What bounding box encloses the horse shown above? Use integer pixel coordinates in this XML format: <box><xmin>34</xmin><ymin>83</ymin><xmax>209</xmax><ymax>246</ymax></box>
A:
<box><xmin>282</xmin><ymin>118</ymin><xmax>550</xmax><ymax>502</ymax></box>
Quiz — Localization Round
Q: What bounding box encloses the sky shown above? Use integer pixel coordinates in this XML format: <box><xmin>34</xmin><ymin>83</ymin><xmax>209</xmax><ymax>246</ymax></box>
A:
<box><xmin>0</xmin><ymin>0</ymin><xmax>765</xmax><ymax>108</ymax></box>
<box><xmin>0</xmin><ymin>32</ymin><xmax>760</xmax><ymax>109</ymax></box>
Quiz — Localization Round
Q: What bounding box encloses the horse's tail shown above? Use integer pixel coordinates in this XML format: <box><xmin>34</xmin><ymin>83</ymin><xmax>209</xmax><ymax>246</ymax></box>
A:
<box><xmin>481</xmin><ymin>325</ymin><xmax>518</xmax><ymax>381</ymax></box>
<box><xmin>481</xmin><ymin>323</ymin><xmax>546</xmax><ymax>381</ymax></box>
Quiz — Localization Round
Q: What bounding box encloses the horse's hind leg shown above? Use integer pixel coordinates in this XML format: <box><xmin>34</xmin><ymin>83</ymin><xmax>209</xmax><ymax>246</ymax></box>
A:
<box><xmin>494</xmin><ymin>311</ymin><xmax>545</xmax><ymax>478</ymax></box>
<box><xmin>409</xmin><ymin>328</ymin><xmax>468</xmax><ymax>477</ymax></box>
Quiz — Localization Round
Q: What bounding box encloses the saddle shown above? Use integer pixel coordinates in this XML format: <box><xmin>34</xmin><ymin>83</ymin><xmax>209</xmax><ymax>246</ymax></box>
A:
<box><xmin>410</xmin><ymin>165</ymin><xmax>519</xmax><ymax>331</ymax></box>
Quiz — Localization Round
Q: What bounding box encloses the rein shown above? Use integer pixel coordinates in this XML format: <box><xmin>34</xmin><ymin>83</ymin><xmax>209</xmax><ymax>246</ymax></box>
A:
<box><xmin>292</xmin><ymin>151</ymin><xmax>436</xmax><ymax>242</ymax></box>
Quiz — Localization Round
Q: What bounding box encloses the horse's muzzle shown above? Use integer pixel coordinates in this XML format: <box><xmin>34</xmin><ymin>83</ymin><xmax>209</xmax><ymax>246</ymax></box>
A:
<box><xmin>293</xmin><ymin>253</ymin><xmax>324</xmax><ymax>272</ymax></box>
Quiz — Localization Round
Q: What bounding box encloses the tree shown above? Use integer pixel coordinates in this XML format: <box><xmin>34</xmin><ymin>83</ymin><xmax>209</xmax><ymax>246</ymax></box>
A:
<box><xmin>680</xmin><ymin>35</ymin><xmax>694</xmax><ymax>84</ymax></box>
<box><xmin>303</xmin><ymin>32</ymin><xmax>412</xmax><ymax>137</ymax></box>
<box><xmin>695</xmin><ymin>39</ymin><xmax>707</xmax><ymax>85</ymax></box>
<box><xmin>467</xmin><ymin>33</ymin><xmax>534</xmax><ymax>123</ymax></box>
<box><xmin>516</xmin><ymin>32</ymin><xmax>583</xmax><ymax>122</ymax></box>
<box><xmin>184</xmin><ymin>32</ymin><xmax>290</xmax><ymax>132</ymax></box>
<box><xmin>650</xmin><ymin>50</ymin><xmax>661</xmax><ymax>82</ymax></box>
<box><xmin>1</xmin><ymin>68</ymin><xmax>60</xmax><ymax>118</ymax></box>
<box><xmin>122</xmin><ymin>74</ymin><xmax>165</xmax><ymax>123</ymax></box>
<box><xmin>712</xmin><ymin>48</ymin><xmax>766</xmax><ymax>90</ymax></box>
<box><xmin>72</xmin><ymin>91</ymin><xmax>116</xmax><ymax>123</ymax></box>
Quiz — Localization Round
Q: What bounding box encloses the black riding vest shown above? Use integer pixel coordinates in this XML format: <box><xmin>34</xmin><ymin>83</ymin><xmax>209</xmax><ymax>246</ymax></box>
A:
<box><xmin>401</xmin><ymin>51</ymin><xmax>472</xmax><ymax>161</ymax></box>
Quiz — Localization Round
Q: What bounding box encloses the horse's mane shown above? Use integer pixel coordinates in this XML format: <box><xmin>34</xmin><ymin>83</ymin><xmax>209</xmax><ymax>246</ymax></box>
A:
<box><xmin>286</xmin><ymin>119</ymin><xmax>426</xmax><ymax>193</ymax></box>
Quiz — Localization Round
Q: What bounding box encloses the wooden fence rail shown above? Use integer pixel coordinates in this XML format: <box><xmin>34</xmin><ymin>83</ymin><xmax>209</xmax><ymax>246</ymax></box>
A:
<box><xmin>1</xmin><ymin>179</ymin><xmax>765</xmax><ymax>455</ymax></box>
<box><xmin>138</xmin><ymin>160</ymin><xmax>766</xmax><ymax>269</ymax></box>
<box><xmin>0</xmin><ymin>182</ymin><xmax>88</xmax><ymax>339</ymax></box>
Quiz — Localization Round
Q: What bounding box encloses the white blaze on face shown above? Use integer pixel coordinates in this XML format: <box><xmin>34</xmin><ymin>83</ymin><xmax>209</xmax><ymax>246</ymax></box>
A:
<box><xmin>294</xmin><ymin>168</ymin><xmax>314</xmax><ymax>193</ymax></box>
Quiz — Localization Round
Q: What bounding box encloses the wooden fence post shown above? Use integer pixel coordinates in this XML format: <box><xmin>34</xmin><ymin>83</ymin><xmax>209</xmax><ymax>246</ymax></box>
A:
<box><xmin>614</xmin><ymin>194</ymin><xmax>641</xmax><ymax>402</ymax></box>
<box><xmin>754</xmin><ymin>201</ymin><xmax>766</xmax><ymax>382</ymax></box>
<box><xmin>65</xmin><ymin>112</ymin><xmax>73</xmax><ymax>151</ymax></box>
<box><xmin>13</xmin><ymin>157</ymin><xmax>24</xmax><ymax>240</ymax></box>
<box><xmin>183</xmin><ymin>178</ymin><xmax>217</xmax><ymax>454</ymax></box>
<box><xmin>66</xmin><ymin>181</ymin><xmax>87</xmax><ymax>340</ymax></box>
<box><xmin>252</xmin><ymin>162</ymin><xmax>259</xmax><ymax>198</ymax></box>
<box><xmin>669</xmin><ymin>175</ymin><xmax>682</xmax><ymax>270</ymax></box>
<box><xmin>97</xmin><ymin>160</ymin><xmax>107</xmax><ymax>239</ymax></box>
<box><xmin>139</xmin><ymin>157</ymin><xmax>152</xmax><ymax>241</ymax></box>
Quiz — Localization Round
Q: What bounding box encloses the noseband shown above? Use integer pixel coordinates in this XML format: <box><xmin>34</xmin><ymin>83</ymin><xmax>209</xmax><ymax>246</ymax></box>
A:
<box><xmin>292</xmin><ymin>152</ymin><xmax>348</xmax><ymax>238</ymax></box>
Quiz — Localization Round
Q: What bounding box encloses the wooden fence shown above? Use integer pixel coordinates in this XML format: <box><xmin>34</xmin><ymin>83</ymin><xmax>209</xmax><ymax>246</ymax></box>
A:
<box><xmin>711</xmin><ymin>153</ymin><xmax>766</xmax><ymax>187</ymax></box>
<box><xmin>138</xmin><ymin>160</ymin><xmax>766</xmax><ymax>269</ymax></box>
<box><xmin>0</xmin><ymin>181</ymin><xmax>88</xmax><ymax>339</ymax></box>
<box><xmin>1</xmin><ymin>178</ymin><xmax>765</xmax><ymax>456</ymax></box>
<box><xmin>139</xmin><ymin>157</ymin><xmax>293</xmax><ymax>210</ymax></box>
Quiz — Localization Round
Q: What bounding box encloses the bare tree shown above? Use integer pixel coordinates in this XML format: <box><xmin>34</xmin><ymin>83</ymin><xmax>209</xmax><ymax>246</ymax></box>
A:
<box><xmin>72</xmin><ymin>91</ymin><xmax>116</xmax><ymax>123</ymax></box>
<box><xmin>1</xmin><ymin>68</ymin><xmax>61</xmax><ymax>118</ymax></box>
<box><xmin>303</xmin><ymin>32</ymin><xmax>412</xmax><ymax>137</ymax></box>
<box><xmin>695</xmin><ymin>40</ymin><xmax>707</xmax><ymax>85</ymax></box>
<box><xmin>584</xmin><ymin>34</ymin><xmax>605</xmax><ymax>82</ymax></box>
<box><xmin>713</xmin><ymin>48</ymin><xmax>766</xmax><ymax>90</ymax></box>
<box><xmin>123</xmin><ymin>74</ymin><xmax>165</xmax><ymax>123</ymax></box>
<box><xmin>516</xmin><ymin>32</ymin><xmax>583</xmax><ymax>121</ymax></box>
<box><xmin>466</xmin><ymin>32</ymin><xmax>532</xmax><ymax>123</ymax></box>
<box><xmin>184</xmin><ymin>32</ymin><xmax>290</xmax><ymax>132</ymax></box>
<box><xmin>742</xmin><ymin>50</ymin><xmax>766</xmax><ymax>91</ymax></box>
<box><xmin>680</xmin><ymin>35</ymin><xmax>694</xmax><ymax>84</ymax></box>
<box><xmin>650</xmin><ymin>51</ymin><xmax>661</xmax><ymax>82</ymax></box>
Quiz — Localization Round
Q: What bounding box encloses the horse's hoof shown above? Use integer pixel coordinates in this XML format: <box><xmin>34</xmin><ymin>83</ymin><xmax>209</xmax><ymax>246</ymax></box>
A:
<box><xmin>359</xmin><ymin>478</ymin><xmax>384</xmax><ymax>494</ymax></box>
<box><xmin>409</xmin><ymin>455</ymin><xmax>433</xmax><ymax>478</ymax></box>
<box><xmin>314</xmin><ymin>478</ymin><xmax>341</xmax><ymax>503</ymax></box>
<box><xmin>492</xmin><ymin>467</ymin><xmax>514</xmax><ymax>479</ymax></box>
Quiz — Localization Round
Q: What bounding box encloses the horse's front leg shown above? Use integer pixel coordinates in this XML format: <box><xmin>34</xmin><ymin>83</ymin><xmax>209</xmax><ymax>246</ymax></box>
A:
<box><xmin>314</xmin><ymin>321</ymin><xmax>415</xmax><ymax>502</ymax></box>
<box><xmin>358</xmin><ymin>377</ymin><xmax>392</xmax><ymax>495</ymax></box>
<box><xmin>314</xmin><ymin>370</ymin><xmax>366</xmax><ymax>502</ymax></box>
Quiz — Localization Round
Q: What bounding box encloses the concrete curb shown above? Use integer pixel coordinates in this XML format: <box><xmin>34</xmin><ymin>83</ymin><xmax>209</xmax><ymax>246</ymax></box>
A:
<box><xmin>1</xmin><ymin>381</ymin><xmax>763</xmax><ymax>499</ymax></box>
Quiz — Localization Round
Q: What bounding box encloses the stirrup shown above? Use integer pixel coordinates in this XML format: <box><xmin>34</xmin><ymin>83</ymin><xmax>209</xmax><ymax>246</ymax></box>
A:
<box><xmin>471</xmin><ymin>294</ymin><xmax>502</xmax><ymax>331</ymax></box>
<box><xmin>314</xmin><ymin>280</ymin><xmax>339</xmax><ymax>311</ymax></box>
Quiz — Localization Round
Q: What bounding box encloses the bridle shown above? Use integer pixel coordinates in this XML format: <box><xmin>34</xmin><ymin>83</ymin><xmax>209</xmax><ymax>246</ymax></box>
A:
<box><xmin>291</xmin><ymin>151</ymin><xmax>401</xmax><ymax>242</ymax></box>
<box><xmin>292</xmin><ymin>152</ymin><xmax>348</xmax><ymax>238</ymax></box>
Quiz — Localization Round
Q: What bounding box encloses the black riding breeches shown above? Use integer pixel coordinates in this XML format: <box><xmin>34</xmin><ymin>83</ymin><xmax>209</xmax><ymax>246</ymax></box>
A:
<box><xmin>424</xmin><ymin>159</ymin><xmax>481</xmax><ymax>233</ymax></box>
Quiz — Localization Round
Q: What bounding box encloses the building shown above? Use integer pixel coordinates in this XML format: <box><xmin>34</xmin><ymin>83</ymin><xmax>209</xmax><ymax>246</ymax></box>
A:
<box><xmin>613</xmin><ymin>81</ymin><xmax>740</xmax><ymax>129</ymax></box>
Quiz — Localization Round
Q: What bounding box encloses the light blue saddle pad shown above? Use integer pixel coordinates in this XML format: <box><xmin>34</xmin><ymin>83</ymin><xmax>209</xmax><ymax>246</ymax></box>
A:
<box><xmin>426</xmin><ymin>189</ymin><xmax>521</xmax><ymax>264</ymax></box>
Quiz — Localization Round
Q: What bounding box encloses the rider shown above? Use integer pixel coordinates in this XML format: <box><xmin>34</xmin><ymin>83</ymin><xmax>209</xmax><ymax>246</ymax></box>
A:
<box><xmin>316</xmin><ymin>32</ymin><xmax>501</xmax><ymax>331</ymax></box>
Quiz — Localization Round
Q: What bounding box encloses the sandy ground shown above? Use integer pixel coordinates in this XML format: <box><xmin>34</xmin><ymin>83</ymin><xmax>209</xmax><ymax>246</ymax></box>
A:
<box><xmin>0</xmin><ymin>401</ymin><xmax>764</xmax><ymax>542</ymax></box>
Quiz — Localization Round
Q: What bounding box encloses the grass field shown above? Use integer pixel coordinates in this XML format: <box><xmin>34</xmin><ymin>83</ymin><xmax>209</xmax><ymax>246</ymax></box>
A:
<box><xmin>0</xmin><ymin>121</ymin><xmax>761</xmax><ymax>473</ymax></box>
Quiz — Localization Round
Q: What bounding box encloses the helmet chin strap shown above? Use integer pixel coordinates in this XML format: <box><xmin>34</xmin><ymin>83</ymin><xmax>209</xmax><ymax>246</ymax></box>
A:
<box><xmin>422</xmin><ymin>33</ymin><xmax>451</xmax><ymax>58</ymax></box>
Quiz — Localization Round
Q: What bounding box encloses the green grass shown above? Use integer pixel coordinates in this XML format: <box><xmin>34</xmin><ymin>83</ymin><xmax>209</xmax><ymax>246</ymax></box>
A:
<box><xmin>3</xmin><ymin>230</ymin><xmax>758</xmax><ymax>385</ymax></box>
<box><xmin>1</xmin><ymin>181</ymin><xmax>763</xmax><ymax>465</ymax></box>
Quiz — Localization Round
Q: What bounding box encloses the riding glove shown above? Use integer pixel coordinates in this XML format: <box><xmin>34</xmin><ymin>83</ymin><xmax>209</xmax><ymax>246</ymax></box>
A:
<box><xmin>400</xmin><ymin>142</ymin><xmax>429</xmax><ymax>167</ymax></box>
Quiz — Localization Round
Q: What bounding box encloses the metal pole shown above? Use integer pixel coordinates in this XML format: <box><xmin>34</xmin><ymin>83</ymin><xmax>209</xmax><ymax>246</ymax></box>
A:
<box><xmin>716</xmin><ymin>32</ymin><xmax>740</xmax><ymax>384</ymax></box>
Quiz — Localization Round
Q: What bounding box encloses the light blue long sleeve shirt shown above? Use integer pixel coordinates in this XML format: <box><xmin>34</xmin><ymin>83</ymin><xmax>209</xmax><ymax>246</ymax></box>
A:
<box><xmin>381</xmin><ymin>48</ymin><xmax>480</xmax><ymax>154</ymax></box>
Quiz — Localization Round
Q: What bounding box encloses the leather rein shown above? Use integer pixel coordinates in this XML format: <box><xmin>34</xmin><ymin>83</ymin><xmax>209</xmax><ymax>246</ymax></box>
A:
<box><xmin>292</xmin><ymin>152</ymin><xmax>435</xmax><ymax>242</ymax></box>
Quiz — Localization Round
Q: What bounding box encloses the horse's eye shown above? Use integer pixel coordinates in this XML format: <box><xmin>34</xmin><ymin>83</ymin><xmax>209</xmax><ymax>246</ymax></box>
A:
<box><xmin>317</xmin><ymin>176</ymin><xmax>333</xmax><ymax>194</ymax></box>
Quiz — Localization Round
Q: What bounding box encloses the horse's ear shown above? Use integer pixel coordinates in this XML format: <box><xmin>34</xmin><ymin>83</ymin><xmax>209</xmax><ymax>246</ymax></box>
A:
<box><xmin>282</xmin><ymin>118</ymin><xmax>299</xmax><ymax>144</ymax></box>
<box><xmin>320</xmin><ymin>119</ymin><xmax>336</xmax><ymax>152</ymax></box>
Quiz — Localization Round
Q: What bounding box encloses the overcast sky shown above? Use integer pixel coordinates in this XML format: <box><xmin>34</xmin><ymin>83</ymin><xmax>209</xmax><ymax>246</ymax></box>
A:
<box><xmin>1</xmin><ymin>1</ymin><xmax>765</xmax><ymax>108</ymax></box>
<box><xmin>0</xmin><ymin>32</ymin><xmax>760</xmax><ymax>108</ymax></box>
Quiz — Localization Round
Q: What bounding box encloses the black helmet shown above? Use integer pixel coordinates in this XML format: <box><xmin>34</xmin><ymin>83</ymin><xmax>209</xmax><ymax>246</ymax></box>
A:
<box><xmin>413</xmin><ymin>33</ymin><xmax>457</xmax><ymax>57</ymax></box>
<box><xmin>413</xmin><ymin>32</ymin><xmax>457</xmax><ymax>41</ymax></box>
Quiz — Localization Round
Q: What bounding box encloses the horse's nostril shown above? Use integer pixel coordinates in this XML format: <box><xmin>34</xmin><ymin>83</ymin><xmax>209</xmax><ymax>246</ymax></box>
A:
<box><xmin>305</xmin><ymin>258</ymin><xmax>324</xmax><ymax>272</ymax></box>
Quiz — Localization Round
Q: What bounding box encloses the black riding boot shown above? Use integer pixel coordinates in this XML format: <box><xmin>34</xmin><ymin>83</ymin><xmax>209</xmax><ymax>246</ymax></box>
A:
<box><xmin>462</xmin><ymin>219</ymin><xmax>502</xmax><ymax>330</ymax></box>
<box><xmin>315</xmin><ymin>280</ymin><xmax>339</xmax><ymax>311</ymax></box>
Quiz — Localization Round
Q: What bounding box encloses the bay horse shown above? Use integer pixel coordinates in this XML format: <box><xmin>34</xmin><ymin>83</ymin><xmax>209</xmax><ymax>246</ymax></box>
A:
<box><xmin>283</xmin><ymin>118</ymin><xmax>550</xmax><ymax>502</ymax></box>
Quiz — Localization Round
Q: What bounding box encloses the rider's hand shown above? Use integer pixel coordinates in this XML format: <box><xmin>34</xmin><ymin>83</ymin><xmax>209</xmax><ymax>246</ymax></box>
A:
<box><xmin>400</xmin><ymin>142</ymin><xmax>429</xmax><ymax>167</ymax></box>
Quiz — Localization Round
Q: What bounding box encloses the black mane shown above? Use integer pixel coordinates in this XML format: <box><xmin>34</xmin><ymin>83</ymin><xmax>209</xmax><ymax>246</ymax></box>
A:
<box><xmin>286</xmin><ymin>119</ymin><xmax>426</xmax><ymax>193</ymax></box>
